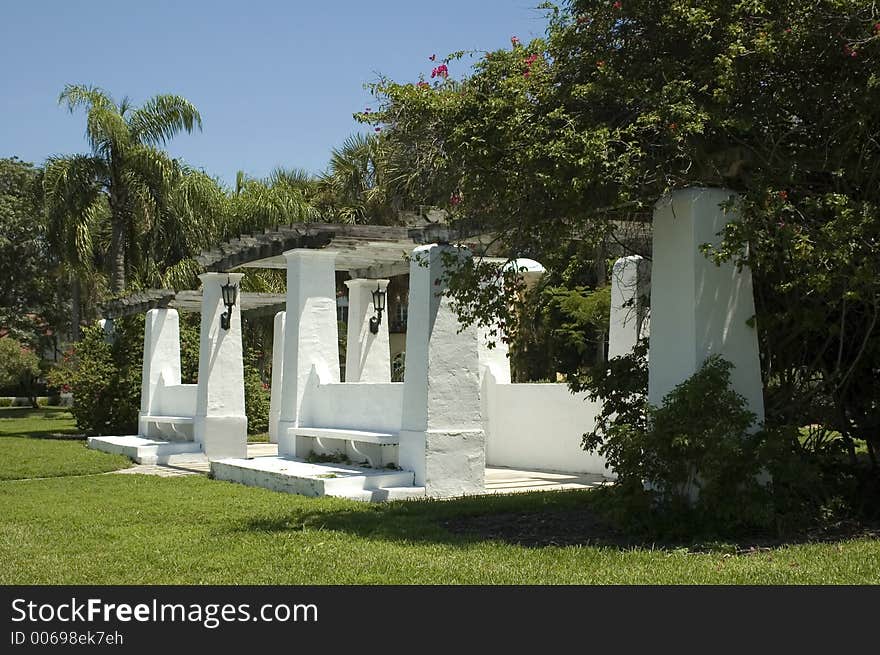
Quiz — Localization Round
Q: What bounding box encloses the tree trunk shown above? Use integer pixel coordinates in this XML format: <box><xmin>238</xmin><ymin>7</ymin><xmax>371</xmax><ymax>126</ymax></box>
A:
<box><xmin>108</xmin><ymin>217</ymin><xmax>126</xmax><ymax>293</ymax></box>
<box><xmin>70</xmin><ymin>275</ymin><xmax>82</xmax><ymax>342</ymax></box>
<box><xmin>594</xmin><ymin>242</ymin><xmax>607</xmax><ymax>367</ymax></box>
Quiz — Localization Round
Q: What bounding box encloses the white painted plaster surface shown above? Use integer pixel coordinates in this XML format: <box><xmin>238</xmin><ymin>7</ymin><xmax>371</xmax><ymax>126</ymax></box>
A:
<box><xmin>268</xmin><ymin>311</ymin><xmax>285</xmax><ymax>443</ymax></box>
<box><xmin>482</xmin><ymin>372</ymin><xmax>613</xmax><ymax>476</ymax></box>
<box><xmin>649</xmin><ymin>188</ymin><xmax>764</xmax><ymax>422</ymax></box>
<box><xmin>302</xmin><ymin>379</ymin><xmax>403</xmax><ymax>434</ymax></box>
<box><xmin>277</xmin><ymin>250</ymin><xmax>340</xmax><ymax>456</ymax></box>
<box><xmin>152</xmin><ymin>382</ymin><xmax>197</xmax><ymax>417</ymax></box>
<box><xmin>608</xmin><ymin>255</ymin><xmax>651</xmax><ymax>360</ymax></box>
<box><xmin>139</xmin><ymin>309</ymin><xmax>181</xmax><ymax>417</ymax></box>
<box><xmin>398</xmin><ymin>244</ymin><xmax>485</xmax><ymax>495</ymax></box>
<box><xmin>344</xmin><ymin>278</ymin><xmax>391</xmax><ymax>383</ymax></box>
<box><xmin>193</xmin><ymin>272</ymin><xmax>247</xmax><ymax>459</ymax></box>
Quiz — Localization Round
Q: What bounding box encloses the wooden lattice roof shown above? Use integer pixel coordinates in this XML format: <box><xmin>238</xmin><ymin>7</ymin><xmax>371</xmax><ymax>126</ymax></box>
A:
<box><xmin>194</xmin><ymin>222</ymin><xmax>480</xmax><ymax>278</ymax></box>
<box><xmin>100</xmin><ymin>290</ymin><xmax>286</xmax><ymax>320</ymax></box>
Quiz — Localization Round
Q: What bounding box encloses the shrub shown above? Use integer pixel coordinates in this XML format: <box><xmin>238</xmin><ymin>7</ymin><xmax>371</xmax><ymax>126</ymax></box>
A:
<box><xmin>0</xmin><ymin>398</ymin><xmax>12</xmax><ymax>408</ymax></box>
<box><xmin>0</xmin><ymin>337</ymin><xmax>41</xmax><ymax>408</ymax></box>
<box><xmin>243</xmin><ymin>362</ymin><xmax>270</xmax><ymax>435</ymax></box>
<box><xmin>584</xmin><ymin>350</ymin><xmax>775</xmax><ymax>534</ymax></box>
<box><xmin>48</xmin><ymin>319</ymin><xmax>143</xmax><ymax>435</ymax></box>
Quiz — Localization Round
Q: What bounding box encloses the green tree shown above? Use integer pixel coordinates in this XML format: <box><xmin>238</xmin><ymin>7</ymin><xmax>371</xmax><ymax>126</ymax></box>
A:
<box><xmin>44</xmin><ymin>84</ymin><xmax>203</xmax><ymax>294</ymax></box>
<box><xmin>316</xmin><ymin>132</ymin><xmax>425</xmax><ymax>225</ymax></box>
<box><xmin>0</xmin><ymin>157</ymin><xmax>62</xmax><ymax>349</ymax></box>
<box><xmin>0</xmin><ymin>337</ymin><xmax>42</xmax><ymax>408</ymax></box>
<box><xmin>361</xmin><ymin>0</ymin><xmax>880</xmax><ymax>469</ymax></box>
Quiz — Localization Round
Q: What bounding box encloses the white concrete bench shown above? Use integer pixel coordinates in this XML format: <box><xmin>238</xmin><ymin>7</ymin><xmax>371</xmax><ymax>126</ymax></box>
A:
<box><xmin>289</xmin><ymin>427</ymin><xmax>398</xmax><ymax>468</ymax></box>
<box><xmin>140</xmin><ymin>414</ymin><xmax>194</xmax><ymax>441</ymax></box>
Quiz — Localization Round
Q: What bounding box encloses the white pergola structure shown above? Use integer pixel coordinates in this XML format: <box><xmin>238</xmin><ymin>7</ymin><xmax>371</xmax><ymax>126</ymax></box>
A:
<box><xmin>89</xmin><ymin>188</ymin><xmax>765</xmax><ymax>500</ymax></box>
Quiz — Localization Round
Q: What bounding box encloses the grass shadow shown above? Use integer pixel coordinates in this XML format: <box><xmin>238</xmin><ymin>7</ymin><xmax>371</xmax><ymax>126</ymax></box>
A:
<box><xmin>0</xmin><ymin>407</ymin><xmax>83</xmax><ymax>440</ymax></box>
<box><xmin>232</xmin><ymin>488</ymin><xmax>880</xmax><ymax>554</ymax></box>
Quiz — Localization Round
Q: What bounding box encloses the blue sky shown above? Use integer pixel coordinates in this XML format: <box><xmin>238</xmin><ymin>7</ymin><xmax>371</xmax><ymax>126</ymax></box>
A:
<box><xmin>2</xmin><ymin>1</ymin><xmax>549</xmax><ymax>187</ymax></box>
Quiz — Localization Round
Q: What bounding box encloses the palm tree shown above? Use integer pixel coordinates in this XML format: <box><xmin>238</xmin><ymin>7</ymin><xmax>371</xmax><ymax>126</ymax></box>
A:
<box><xmin>230</xmin><ymin>167</ymin><xmax>319</xmax><ymax>234</ymax></box>
<box><xmin>44</xmin><ymin>84</ymin><xmax>202</xmax><ymax>294</ymax></box>
<box><xmin>317</xmin><ymin>133</ymin><xmax>403</xmax><ymax>224</ymax></box>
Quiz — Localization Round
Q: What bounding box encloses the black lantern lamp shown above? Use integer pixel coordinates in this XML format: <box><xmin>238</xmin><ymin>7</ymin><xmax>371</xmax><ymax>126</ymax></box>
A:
<box><xmin>369</xmin><ymin>283</ymin><xmax>386</xmax><ymax>334</ymax></box>
<box><xmin>220</xmin><ymin>276</ymin><xmax>238</xmax><ymax>330</ymax></box>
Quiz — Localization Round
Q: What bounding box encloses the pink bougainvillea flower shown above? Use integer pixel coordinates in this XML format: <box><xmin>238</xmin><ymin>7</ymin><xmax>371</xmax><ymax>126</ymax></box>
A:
<box><xmin>779</xmin><ymin>190</ymin><xmax>788</xmax><ymax>201</ymax></box>
<box><xmin>844</xmin><ymin>45</ymin><xmax>857</xmax><ymax>57</ymax></box>
<box><xmin>450</xmin><ymin>193</ymin><xmax>462</xmax><ymax>206</ymax></box>
<box><xmin>523</xmin><ymin>70</ymin><xmax>531</xmax><ymax>78</ymax></box>
<box><xmin>429</xmin><ymin>54</ymin><xmax>436</xmax><ymax>61</ymax></box>
<box><xmin>596</xmin><ymin>60</ymin><xmax>605</xmax><ymax>68</ymax></box>
<box><xmin>577</xmin><ymin>15</ymin><xmax>590</xmax><ymax>25</ymax></box>
<box><xmin>511</xmin><ymin>36</ymin><xmax>520</xmax><ymax>45</ymax></box>
<box><xmin>613</xmin><ymin>1</ymin><xmax>622</xmax><ymax>9</ymax></box>
<box><xmin>668</xmin><ymin>122</ymin><xmax>677</xmax><ymax>131</ymax></box>
<box><xmin>525</xmin><ymin>53</ymin><xmax>539</xmax><ymax>64</ymax></box>
<box><xmin>874</xmin><ymin>22</ymin><xmax>880</xmax><ymax>33</ymax></box>
<box><xmin>375</xmin><ymin>127</ymin><xmax>382</xmax><ymax>132</ymax></box>
<box><xmin>417</xmin><ymin>81</ymin><xmax>430</xmax><ymax>88</ymax></box>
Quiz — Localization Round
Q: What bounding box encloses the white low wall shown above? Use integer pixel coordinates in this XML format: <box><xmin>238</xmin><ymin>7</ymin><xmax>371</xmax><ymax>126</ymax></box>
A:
<box><xmin>483</xmin><ymin>375</ymin><xmax>612</xmax><ymax>476</ymax></box>
<box><xmin>301</xmin><ymin>380</ymin><xmax>404</xmax><ymax>434</ymax></box>
<box><xmin>153</xmin><ymin>382</ymin><xmax>198</xmax><ymax>417</ymax></box>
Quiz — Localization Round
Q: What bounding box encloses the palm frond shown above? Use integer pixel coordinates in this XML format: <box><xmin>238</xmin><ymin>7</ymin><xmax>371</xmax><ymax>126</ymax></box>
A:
<box><xmin>128</xmin><ymin>94</ymin><xmax>203</xmax><ymax>146</ymax></box>
<box><xmin>58</xmin><ymin>84</ymin><xmax>113</xmax><ymax>113</ymax></box>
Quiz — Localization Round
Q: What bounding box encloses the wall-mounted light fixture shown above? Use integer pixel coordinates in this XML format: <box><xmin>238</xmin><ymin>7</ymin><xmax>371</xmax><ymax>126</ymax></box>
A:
<box><xmin>220</xmin><ymin>276</ymin><xmax>238</xmax><ymax>330</ymax></box>
<box><xmin>369</xmin><ymin>283</ymin><xmax>386</xmax><ymax>334</ymax></box>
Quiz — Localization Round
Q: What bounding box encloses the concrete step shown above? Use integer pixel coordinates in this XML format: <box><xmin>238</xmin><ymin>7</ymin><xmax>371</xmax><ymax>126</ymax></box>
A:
<box><xmin>88</xmin><ymin>435</ymin><xmax>202</xmax><ymax>464</ymax></box>
<box><xmin>210</xmin><ymin>456</ymin><xmax>417</xmax><ymax>501</ymax></box>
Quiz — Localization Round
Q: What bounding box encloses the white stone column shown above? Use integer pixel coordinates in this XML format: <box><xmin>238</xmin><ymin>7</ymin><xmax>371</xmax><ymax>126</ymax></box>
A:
<box><xmin>277</xmin><ymin>249</ymin><xmax>340</xmax><ymax>457</ymax></box>
<box><xmin>608</xmin><ymin>255</ymin><xmax>651</xmax><ymax>360</ymax></box>
<box><xmin>268</xmin><ymin>310</ymin><xmax>285</xmax><ymax>443</ymax></box>
<box><xmin>138</xmin><ymin>308</ymin><xmax>181</xmax><ymax>437</ymax></box>
<box><xmin>399</xmin><ymin>244</ymin><xmax>485</xmax><ymax>497</ymax></box>
<box><xmin>477</xmin><ymin>322</ymin><xmax>511</xmax><ymax>384</ymax></box>
<box><xmin>648</xmin><ymin>187</ymin><xmax>764</xmax><ymax>423</ymax></box>
<box><xmin>478</xmin><ymin>258</ymin><xmax>545</xmax><ymax>383</ymax></box>
<box><xmin>344</xmin><ymin>278</ymin><xmax>391</xmax><ymax>383</ymax></box>
<box><xmin>193</xmin><ymin>272</ymin><xmax>247</xmax><ymax>459</ymax></box>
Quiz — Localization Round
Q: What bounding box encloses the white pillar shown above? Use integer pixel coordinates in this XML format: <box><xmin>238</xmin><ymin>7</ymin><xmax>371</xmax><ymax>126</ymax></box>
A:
<box><xmin>399</xmin><ymin>244</ymin><xmax>485</xmax><ymax>497</ymax></box>
<box><xmin>138</xmin><ymin>308</ymin><xmax>181</xmax><ymax>437</ymax></box>
<box><xmin>268</xmin><ymin>310</ymin><xmax>285</xmax><ymax>443</ymax></box>
<box><xmin>277</xmin><ymin>249</ymin><xmax>339</xmax><ymax>457</ymax></box>
<box><xmin>648</xmin><ymin>188</ymin><xmax>764</xmax><ymax>424</ymax></box>
<box><xmin>344</xmin><ymin>278</ymin><xmax>391</xmax><ymax>383</ymax></box>
<box><xmin>479</xmin><ymin>258</ymin><xmax>545</xmax><ymax>383</ymax></box>
<box><xmin>477</xmin><ymin>322</ymin><xmax>511</xmax><ymax>384</ymax></box>
<box><xmin>193</xmin><ymin>272</ymin><xmax>247</xmax><ymax>459</ymax></box>
<box><xmin>608</xmin><ymin>255</ymin><xmax>651</xmax><ymax>360</ymax></box>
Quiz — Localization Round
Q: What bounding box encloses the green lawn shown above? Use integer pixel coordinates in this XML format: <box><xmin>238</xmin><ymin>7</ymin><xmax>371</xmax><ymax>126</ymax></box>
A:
<box><xmin>0</xmin><ymin>407</ymin><xmax>131</xmax><ymax>480</ymax></box>
<box><xmin>1</xmin><ymin>408</ymin><xmax>878</xmax><ymax>584</ymax></box>
<box><xmin>0</xmin><ymin>406</ymin><xmax>82</xmax><ymax>438</ymax></box>
<box><xmin>2</xmin><ymin>475</ymin><xmax>879</xmax><ymax>584</ymax></box>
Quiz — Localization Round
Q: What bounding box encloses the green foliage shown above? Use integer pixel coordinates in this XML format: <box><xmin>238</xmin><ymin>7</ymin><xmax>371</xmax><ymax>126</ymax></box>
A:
<box><xmin>0</xmin><ymin>338</ymin><xmax>42</xmax><ymax>407</ymax></box>
<box><xmin>46</xmin><ymin>85</ymin><xmax>206</xmax><ymax>293</ymax></box>
<box><xmin>48</xmin><ymin>320</ymin><xmax>143</xmax><ymax>435</ymax></box>
<box><xmin>364</xmin><ymin>0</ymin><xmax>880</xmax><ymax>482</ymax></box>
<box><xmin>585</xmin><ymin>353</ymin><xmax>771</xmax><ymax>533</ymax></box>
<box><xmin>0</xmin><ymin>157</ymin><xmax>64</xmax><ymax>348</ymax></box>
<box><xmin>541</xmin><ymin>284</ymin><xmax>610</xmax><ymax>379</ymax></box>
<box><xmin>243</xmin><ymin>357</ymin><xmax>270</xmax><ymax>435</ymax></box>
